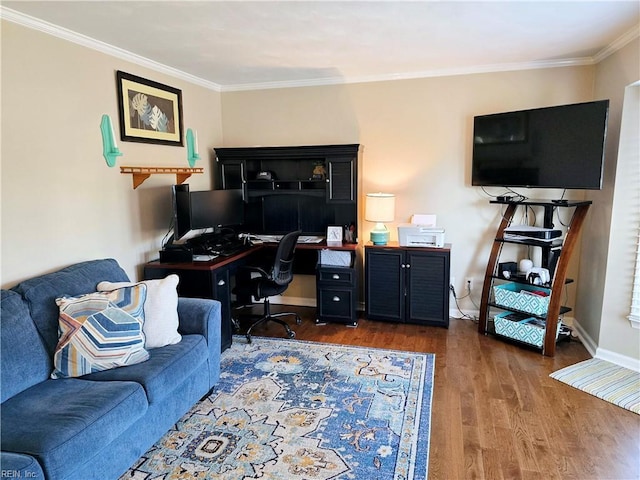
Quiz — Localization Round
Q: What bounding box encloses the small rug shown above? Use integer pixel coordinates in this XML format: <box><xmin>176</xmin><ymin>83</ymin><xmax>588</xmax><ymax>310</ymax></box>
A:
<box><xmin>550</xmin><ymin>357</ymin><xmax>640</xmax><ymax>414</ymax></box>
<box><xmin>123</xmin><ymin>337</ymin><xmax>435</xmax><ymax>479</ymax></box>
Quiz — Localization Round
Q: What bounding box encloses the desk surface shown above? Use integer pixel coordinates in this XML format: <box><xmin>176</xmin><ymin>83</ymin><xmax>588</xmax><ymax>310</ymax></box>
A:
<box><xmin>147</xmin><ymin>241</ymin><xmax>358</xmax><ymax>271</ymax></box>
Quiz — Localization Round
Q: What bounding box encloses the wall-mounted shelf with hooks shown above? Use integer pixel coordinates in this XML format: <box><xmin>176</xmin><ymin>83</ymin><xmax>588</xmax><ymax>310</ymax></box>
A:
<box><xmin>120</xmin><ymin>166</ymin><xmax>204</xmax><ymax>189</ymax></box>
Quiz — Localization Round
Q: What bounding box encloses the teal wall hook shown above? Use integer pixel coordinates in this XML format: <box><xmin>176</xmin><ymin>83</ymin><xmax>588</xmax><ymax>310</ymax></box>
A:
<box><xmin>186</xmin><ymin>128</ymin><xmax>201</xmax><ymax>167</ymax></box>
<box><xmin>100</xmin><ymin>114</ymin><xmax>123</xmax><ymax>167</ymax></box>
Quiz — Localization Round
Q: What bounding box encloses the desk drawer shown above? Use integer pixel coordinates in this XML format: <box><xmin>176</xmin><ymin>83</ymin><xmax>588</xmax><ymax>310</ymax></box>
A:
<box><xmin>317</xmin><ymin>266</ymin><xmax>356</xmax><ymax>286</ymax></box>
<box><xmin>317</xmin><ymin>287</ymin><xmax>356</xmax><ymax>324</ymax></box>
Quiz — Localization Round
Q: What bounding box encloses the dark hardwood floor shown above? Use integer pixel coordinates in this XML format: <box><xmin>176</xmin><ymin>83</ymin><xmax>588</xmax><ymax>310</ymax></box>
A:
<box><xmin>239</xmin><ymin>305</ymin><xmax>640</xmax><ymax>480</ymax></box>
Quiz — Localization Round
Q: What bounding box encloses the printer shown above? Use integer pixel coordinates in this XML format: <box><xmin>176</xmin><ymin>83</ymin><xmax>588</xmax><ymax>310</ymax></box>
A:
<box><xmin>398</xmin><ymin>214</ymin><xmax>445</xmax><ymax>248</ymax></box>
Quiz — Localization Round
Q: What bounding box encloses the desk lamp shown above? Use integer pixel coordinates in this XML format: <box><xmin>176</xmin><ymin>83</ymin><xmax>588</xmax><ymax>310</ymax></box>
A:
<box><xmin>365</xmin><ymin>193</ymin><xmax>395</xmax><ymax>245</ymax></box>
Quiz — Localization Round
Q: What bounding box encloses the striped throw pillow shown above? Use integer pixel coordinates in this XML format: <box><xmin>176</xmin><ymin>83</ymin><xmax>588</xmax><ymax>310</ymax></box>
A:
<box><xmin>51</xmin><ymin>284</ymin><xmax>149</xmax><ymax>379</ymax></box>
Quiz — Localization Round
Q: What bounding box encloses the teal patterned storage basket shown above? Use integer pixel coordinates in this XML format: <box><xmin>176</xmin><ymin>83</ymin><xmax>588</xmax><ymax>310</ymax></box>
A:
<box><xmin>494</xmin><ymin>312</ymin><xmax>561</xmax><ymax>347</ymax></box>
<box><xmin>493</xmin><ymin>283</ymin><xmax>550</xmax><ymax>316</ymax></box>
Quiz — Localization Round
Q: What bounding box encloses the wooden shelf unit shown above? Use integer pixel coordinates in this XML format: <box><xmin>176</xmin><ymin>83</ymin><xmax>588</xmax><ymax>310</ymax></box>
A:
<box><xmin>478</xmin><ymin>199</ymin><xmax>591</xmax><ymax>356</ymax></box>
<box><xmin>120</xmin><ymin>166</ymin><xmax>204</xmax><ymax>189</ymax></box>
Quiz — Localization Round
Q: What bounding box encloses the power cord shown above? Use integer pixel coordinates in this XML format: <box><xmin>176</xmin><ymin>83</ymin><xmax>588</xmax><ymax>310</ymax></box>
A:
<box><xmin>449</xmin><ymin>283</ymin><xmax>478</xmax><ymax>322</ymax></box>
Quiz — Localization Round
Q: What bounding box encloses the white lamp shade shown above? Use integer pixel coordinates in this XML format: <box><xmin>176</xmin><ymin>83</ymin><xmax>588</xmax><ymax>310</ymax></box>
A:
<box><xmin>365</xmin><ymin>193</ymin><xmax>395</xmax><ymax>222</ymax></box>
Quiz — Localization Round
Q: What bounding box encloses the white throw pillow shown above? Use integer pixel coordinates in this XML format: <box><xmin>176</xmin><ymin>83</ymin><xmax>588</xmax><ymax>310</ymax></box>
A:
<box><xmin>98</xmin><ymin>275</ymin><xmax>181</xmax><ymax>349</ymax></box>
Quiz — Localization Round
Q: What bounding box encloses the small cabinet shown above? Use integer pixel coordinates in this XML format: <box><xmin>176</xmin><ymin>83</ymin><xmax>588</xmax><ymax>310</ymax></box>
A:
<box><xmin>365</xmin><ymin>243</ymin><xmax>450</xmax><ymax>327</ymax></box>
<box><xmin>316</xmin><ymin>261</ymin><xmax>357</xmax><ymax>326</ymax></box>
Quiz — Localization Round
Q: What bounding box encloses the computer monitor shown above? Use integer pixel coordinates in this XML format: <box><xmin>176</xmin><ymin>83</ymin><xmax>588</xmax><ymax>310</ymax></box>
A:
<box><xmin>171</xmin><ymin>186</ymin><xmax>244</xmax><ymax>243</ymax></box>
<box><xmin>190</xmin><ymin>189</ymin><xmax>244</xmax><ymax>231</ymax></box>
<box><xmin>171</xmin><ymin>184</ymin><xmax>192</xmax><ymax>241</ymax></box>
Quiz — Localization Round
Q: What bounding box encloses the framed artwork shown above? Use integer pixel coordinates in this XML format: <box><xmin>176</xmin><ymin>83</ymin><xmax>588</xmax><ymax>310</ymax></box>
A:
<box><xmin>116</xmin><ymin>71</ymin><xmax>184</xmax><ymax>146</ymax></box>
<box><xmin>326</xmin><ymin>225</ymin><xmax>343</xmax><ymax>245</ymax></box>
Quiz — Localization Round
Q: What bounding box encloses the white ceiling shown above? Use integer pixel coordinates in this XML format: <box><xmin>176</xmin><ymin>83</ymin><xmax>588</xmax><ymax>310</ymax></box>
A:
<box><xmin>2</xmin><ymin>1</ymin><xmax>639</xmax><ymax>91</ymax></box>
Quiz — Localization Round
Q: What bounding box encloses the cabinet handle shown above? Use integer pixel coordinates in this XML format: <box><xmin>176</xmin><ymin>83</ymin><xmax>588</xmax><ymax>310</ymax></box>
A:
<box><xmin>332</xmin><ymin>274</ymin><xmax>340</xmax><ymax>280</ymax></box>
<box><xmin>217</xmin><ymin>280</ymin><xmax>226</xmax><ymax>286</ymax></box>
<box><xmin>332</xmin><ymin>296</ymin><xmax>341</xmax><ymax>302</ymax></box>
<box><xmin>406</xmin><ymin>264</ymin><xmax>411</xmax><ymax>268</ymax></box>
<box><xmin>401</xmin><ymin>264</ymin><xmax>406</xmax><ymax>268</ymax></box>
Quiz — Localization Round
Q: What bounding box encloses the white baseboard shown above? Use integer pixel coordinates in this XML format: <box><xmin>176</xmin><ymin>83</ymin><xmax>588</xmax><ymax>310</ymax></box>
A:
<box><xmin>571</xmin><ymin>319</ymin><xmax>640</xmax><ymax>372</ymax></box>
<box><xmin>569</xmin><ymin>320</ymin><xmax>597</xmax><ymax>357</ymax></box>
<box><xmin>595</xmin><ymin>347</ymin><xmax>640</xmax><ymax>372</ymax></box>
<box><xmin>449</xmin><ymin>307</ymin><xmax>480</xmax><ymax>320</ymax></box>
<box><xmin>268</xmin><ymin>295</ymin><xmax>316</xmax><ymax>308</ymax></box>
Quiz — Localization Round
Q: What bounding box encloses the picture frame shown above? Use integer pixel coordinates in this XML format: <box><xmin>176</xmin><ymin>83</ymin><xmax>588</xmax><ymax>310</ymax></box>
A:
<box><xmin>116</xmin><ymin>71</ymin><xmax>184</xmax><ymax>146</ymax></box>
<box><xmin>326</xmin><ymin>225</ymin><xmax>343</xmax><ymax>245</ymax></box>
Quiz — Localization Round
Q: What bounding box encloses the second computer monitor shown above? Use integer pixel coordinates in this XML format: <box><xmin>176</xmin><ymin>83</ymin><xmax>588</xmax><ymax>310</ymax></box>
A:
<box><xmin>190</xmin><ymin>188</ymin><xmax>244</xmax><ymax>231</ymax></box>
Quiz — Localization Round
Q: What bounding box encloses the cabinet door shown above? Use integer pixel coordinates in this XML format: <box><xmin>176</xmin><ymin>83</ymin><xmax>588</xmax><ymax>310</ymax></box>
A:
<box><xmin>406</xmin><ymin>251</ymin><xmax>450</xmax><ymax>327</ymax></box>
<box><xmin>327</xmin><ymin>158</ymin><xmax>355</xmax><ymax>203</ymax></box>
<box><xmin>365</xmin><ymin>248</ymin><xmax>404</xmax><ymax>322</ymax></box>
<box><xmin>219</xmin><ymin>160</ymin><xmax>247</xmax><ymax>200</ymax></box>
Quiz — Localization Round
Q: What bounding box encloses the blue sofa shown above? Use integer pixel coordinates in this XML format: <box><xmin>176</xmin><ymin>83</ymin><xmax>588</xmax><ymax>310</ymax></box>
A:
<box><xmin>1</xmin><ymin>259</ymin><xmax>222</xmax><ymax>479</ymax></box>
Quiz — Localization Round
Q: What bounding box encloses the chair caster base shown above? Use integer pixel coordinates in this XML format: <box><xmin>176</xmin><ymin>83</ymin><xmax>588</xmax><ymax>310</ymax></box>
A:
<box><xmin>287</xmin><ymin>330</ymin><xmax>296</xmax><ymax>339</ymax></box>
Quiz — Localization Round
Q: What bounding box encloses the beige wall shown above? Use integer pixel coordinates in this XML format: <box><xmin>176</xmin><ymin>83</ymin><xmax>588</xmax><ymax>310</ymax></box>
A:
<box><xmin>578</xmin><ymin>37</ymin><xmax>640</xmax><ymax>363</ymax></box>
<box><xmin>3</xmin><ymin>18</ymin><xmax>636</xmax><ymax>363</ymax></box>
<box><xmin>1</xmin><ymin>21</ymin><xmax>223</xmax><ymax>287</ymax></box>
<box><xmin>221</xmin><ymin>67</ymin><xmax>596</xmax><ymax>311</ymax></box>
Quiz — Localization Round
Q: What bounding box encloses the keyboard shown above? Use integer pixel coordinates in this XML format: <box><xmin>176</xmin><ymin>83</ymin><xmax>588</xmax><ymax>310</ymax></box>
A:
<box><xmin>298</xmin><ymin>235</ymin><xmax>324</xmax><ymax>243</ymax></box>
<box><xmin>192</xmin><ymin>254</ymin><xmax>218</xmax><ymax>262</ymax></box>
<box><xmin>253</xmin><ymin>234</ymin><xmax>324</xmax><ymax>244</ymax></box>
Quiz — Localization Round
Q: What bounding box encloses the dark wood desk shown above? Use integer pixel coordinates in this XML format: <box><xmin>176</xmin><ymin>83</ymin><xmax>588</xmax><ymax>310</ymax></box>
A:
<box><xmin>145</xmin><ymin>245</ymin><xmax>261</xmax><ymax>352</ymax></box>
<box><xmin>144</xmin><ymin>241</ymin><xmax>358</xmax><ymax>351</ymax></box>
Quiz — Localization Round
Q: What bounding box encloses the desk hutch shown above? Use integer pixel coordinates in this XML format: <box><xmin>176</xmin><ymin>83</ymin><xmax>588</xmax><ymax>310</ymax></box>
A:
<box><xmin>214</xmin><ymin>144</ymin><xmax>358</xmax><ymax>236</ymax></box>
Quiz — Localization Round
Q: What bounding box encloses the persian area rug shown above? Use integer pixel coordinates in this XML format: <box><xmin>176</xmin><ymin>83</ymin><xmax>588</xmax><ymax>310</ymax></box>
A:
<box><xmin>550</xmin><ymin>357</ymin><xmax>640</xmax><ymax>414</ymax></box>
<box><xmin>123</xmin><ymin>336</ymin><xmax>435</xmax><ymax>479</ymax></box>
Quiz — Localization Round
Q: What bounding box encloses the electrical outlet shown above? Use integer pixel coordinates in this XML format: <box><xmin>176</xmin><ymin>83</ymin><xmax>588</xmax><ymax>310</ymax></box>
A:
<box><xmin>466</xmin><ymin>277</ymin><xmax>473</xmax><ymax>291</ymax></box>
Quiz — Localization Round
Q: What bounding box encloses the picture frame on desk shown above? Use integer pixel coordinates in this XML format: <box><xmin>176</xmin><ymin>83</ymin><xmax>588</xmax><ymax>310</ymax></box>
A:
<box><xmin>326</xmin><ymin>225</ymin><xmax>343</xmax><ymax>246</ymax></box>
<box><xmin>344</xmin><ymin>222</ymin><xmax>356</xmax><ymax>243</ymax></box>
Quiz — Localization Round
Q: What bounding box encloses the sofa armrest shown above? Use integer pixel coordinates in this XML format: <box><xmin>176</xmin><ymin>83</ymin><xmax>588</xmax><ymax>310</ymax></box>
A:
<box><xmin>177</xmin><ymin>297</ymin><xmax>221</xmax><ymax>387</ymax></box>
<box><xmin>1</xmin><ymin>452</ymin><xmax>45</xmax><ymax>480</ymax></box>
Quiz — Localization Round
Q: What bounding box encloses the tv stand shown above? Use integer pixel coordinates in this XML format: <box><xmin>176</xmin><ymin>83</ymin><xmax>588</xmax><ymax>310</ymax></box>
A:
<box><xmin>478</xmin><ymin>199</ymin><xmax>591</xmax><ymax>356</ymax></box>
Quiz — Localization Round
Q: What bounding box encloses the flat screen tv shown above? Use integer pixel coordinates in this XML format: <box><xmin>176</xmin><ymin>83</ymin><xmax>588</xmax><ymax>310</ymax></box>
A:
<box><xmin>471</xmin><ymin>100</ymin><xmax>609</xmax><ymax>189</ymax></box>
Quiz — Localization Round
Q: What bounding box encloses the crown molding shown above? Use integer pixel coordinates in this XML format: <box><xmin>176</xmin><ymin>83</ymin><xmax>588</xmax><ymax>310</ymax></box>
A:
<box><xmin>593</xmin><ymin>24</ymin><xmax>640</xmax><ymax>64</ymax></box>
<box><xmin>0</xmin><ymin>6</ymin><xmax>223</xmax><ymax>92</ymax></box>
<box><xmin>2</xmin><ymin>6</ymin><xmax>636</xmax><ymax>93</ymax></box>
<box><xmin>221</xmin><ymin>57</ymin><xmax>595</xmax><ymax>92</ymax></box>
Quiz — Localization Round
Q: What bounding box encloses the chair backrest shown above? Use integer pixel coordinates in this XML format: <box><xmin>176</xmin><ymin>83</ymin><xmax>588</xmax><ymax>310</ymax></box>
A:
<box><xmin>271</xmin><ymin>230</ymin><xmax>302</xmax><ymax>286</ymax></box>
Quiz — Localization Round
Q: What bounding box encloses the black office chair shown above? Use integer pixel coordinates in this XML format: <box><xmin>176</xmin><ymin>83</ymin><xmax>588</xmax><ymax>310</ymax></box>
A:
<box><xmin>232</xmin><ymin>230</ymin><xmax>302</xmax><ymax>343</ymax></box>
